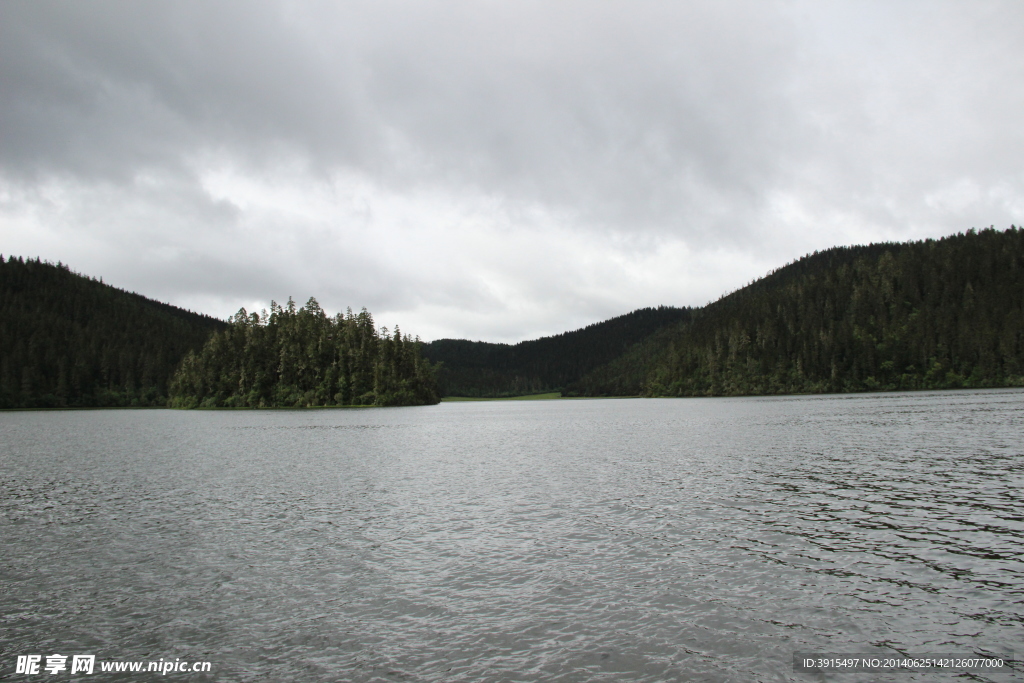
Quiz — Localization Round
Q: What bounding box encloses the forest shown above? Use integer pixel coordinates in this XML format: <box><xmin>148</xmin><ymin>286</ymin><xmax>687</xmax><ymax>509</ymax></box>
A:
<box><xmin>420</xmin><ymin>306</ymin><xmax>690</xmax><ymax>397</ymax></box>
<box><xmin>421</xmin><ymin>227</ymin><xmax>1024</xmax><ymax>398</ymax></box>
<box><xmin>566</xmin><ymin>227</ymin><xmax>1024</xmax><ymax>397</ymax></box>
<box><xmin>169</xmin><ymin>298</ymin><xmax>439</xmax><ymax>408</ymax></box>
<box><xmin>0</xmin><ymin>256</ymin><xmax>225</xmax><ymax>408</ymax></box>
<box><xmin>3</xmin><ymin>227</ymin><xmax>1022</xmax><ymax>407</ymax></box>
<box><xmin>0</xmin><ymin>257</ymin><xmax>438</xmax><ymax>409</ymax></box>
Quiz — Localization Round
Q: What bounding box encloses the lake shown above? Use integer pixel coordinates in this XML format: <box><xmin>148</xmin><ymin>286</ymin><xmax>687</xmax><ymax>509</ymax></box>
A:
<box><xmin>2</xmin><ymin>390</ymin><xmax>1022</xmax><ymax>681</ymax></box>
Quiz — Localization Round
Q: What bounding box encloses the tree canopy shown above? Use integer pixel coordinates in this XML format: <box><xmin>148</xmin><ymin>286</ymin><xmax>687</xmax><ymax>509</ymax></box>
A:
<box><xmin>169</xmin><ymin>298</ymin><xmax>439</xmax><ymax>408</ymax></box>
<box><xmin>0</xmin><ymin>256</ymin><xmax>225</xmax><ymax>408</ymax></box>
<box><xmin>5</xmin><ymin>227</ymin><xmax>1020</xmax><ymax>408</ymax></box>
<box><xmin>567</xmin><ymin>227</ymin><xmax>1024</xmax><ymax>397</ymax></box>
<box><xmin>420</xmin><ymin>306</ymin><xmax>690</xmax><ymax>397</ymax></box>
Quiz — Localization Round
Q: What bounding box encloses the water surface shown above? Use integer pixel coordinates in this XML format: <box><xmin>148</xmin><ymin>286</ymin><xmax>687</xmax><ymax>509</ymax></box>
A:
<box><xmin>2</xmin><ymin>390</ymin><xmax>1022</xmax><ymax>681</ymax></box>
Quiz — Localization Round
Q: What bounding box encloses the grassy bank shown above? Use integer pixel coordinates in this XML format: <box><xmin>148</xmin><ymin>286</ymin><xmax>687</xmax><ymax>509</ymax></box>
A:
<box><xmin>442</xmin><ymin>392</ymin><xmax>562</xmax><ymax>402</ymax></box>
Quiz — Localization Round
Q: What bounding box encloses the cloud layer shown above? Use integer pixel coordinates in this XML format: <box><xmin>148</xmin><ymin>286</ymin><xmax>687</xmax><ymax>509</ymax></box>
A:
<box><xmin>2</xmin><ymin>1</ymin><xmax>1022</xmax><ymax>341</ymax></box>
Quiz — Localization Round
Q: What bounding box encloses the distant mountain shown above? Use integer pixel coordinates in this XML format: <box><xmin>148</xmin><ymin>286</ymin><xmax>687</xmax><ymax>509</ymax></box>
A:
<box><xmin>0</xmin><ymin>257</ymin><xmax>226</xmax><ymax>408</ymax></box>
<box><xmin>8</xmin><ymin>227</ymin><xmax>1021</xmax><ymax>407</ymax></box>
<box><xmin>566</xmin><ymin>227</ymin><xmax>1024</xmax><ymax>397</ymax></box>
<box><xmin>421</xmin><ymin>306</ymin><xmax>692</xmax><ymax>397</ymax></box>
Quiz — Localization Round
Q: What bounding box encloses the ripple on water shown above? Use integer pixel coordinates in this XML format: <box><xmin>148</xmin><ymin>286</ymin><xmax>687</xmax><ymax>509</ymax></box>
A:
<box><xmin>1</xmin><ymin>390</ymin><xmax>1022</xmax><ymax>681</ymax></box>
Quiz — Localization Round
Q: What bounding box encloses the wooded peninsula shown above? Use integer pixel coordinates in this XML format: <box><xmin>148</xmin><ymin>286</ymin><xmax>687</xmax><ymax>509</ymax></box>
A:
<box><xmin>170</xmin><ymin>300</ymin><xmax>439</xmax><ymax>408</ymax></box>
<box><xmin>2</xmin><ymin>226</ymin><xmax>1022</xmax><ymax>408</ymax></box>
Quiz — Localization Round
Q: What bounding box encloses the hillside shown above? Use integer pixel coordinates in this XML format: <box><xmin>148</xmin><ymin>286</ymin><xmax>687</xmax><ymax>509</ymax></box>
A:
<box><xmin>0</xmin><ymin>257</ymin><xmax>226</xmax><ymax>408</ymax></box>
<box><xmin>566</xmin><ymin>227</ymin><xmax>1024</xmax><ymax>397</ymax></box>
<box><xmin>7</xmin><ymin>227</ymin><xmax>1021</xmax><ymax>407</ymax></box>
<box><xmin>421</xmin><ymin>306</ymin><xmax>691</xmax><ymax>397</ymax></box>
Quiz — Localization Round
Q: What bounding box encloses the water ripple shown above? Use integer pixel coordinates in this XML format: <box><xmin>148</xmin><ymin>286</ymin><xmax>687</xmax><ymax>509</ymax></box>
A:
<box><xmin>1</xmin><ymin>389</ymin><xmax>1022</xmax><ymax>681</ymax></box>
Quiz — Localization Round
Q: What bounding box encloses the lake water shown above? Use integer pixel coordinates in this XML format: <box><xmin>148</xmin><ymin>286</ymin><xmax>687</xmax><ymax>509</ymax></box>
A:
<box><xmin>2</xmin><ymin>390</ymin><xmax>1022</xmax><ymax>682</ymax></box>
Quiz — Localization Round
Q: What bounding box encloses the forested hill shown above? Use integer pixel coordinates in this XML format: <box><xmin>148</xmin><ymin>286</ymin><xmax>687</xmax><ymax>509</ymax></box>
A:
<box><xmin>566</xmin><ymin>227</ymin><xmax>1024</xmax><ymax>397</ymax></box>
<box><xmin>0</xmin><ymin>256</ymin><xmax>226</xmax><ymax>408</ymax></box>
<box><xmin>1</xmin><ymin>257</ymin><xmax>440</xmax><ymax>409</ymax></box>
<box><xmin>420</xmin><ymin>306</ymin><xmax>691</xmax><ymax>397</ymax></box>
<box><xmin>8</xmin><ymin>227</ymin><xmax>1021</xmax><ymax>407</ymax></box>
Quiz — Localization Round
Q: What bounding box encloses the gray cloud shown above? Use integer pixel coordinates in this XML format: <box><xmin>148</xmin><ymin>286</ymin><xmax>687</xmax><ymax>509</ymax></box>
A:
<box><xmin>2</xmin><ymin>0</ymin><xmax>1022</xmax><ymax>341</ymax></box>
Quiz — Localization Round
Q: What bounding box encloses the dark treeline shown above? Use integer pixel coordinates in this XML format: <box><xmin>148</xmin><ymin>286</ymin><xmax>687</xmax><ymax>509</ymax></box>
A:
<box><xmin>420</xmin><ymin>306</ymin><xmax>691</xmax><ymax>397</ymax></box>
<box><xmin>169</xmin><ymin>298</ymin><xmax>439</xmax><ymax>408</ymax></box>
<box><xmin>567</xmin><ymin>227</ymin><xmax>1024</xmax><ymax>397</ymax></box>
<box><xmin>0</xmin><ymin>256</ymin><xmax>226</xmax><ymax>408</ymax></box>
<box><xmin>7</xmin><ymin>227</ymin><xmax>1021</xmax><ymax>407</ymax></box>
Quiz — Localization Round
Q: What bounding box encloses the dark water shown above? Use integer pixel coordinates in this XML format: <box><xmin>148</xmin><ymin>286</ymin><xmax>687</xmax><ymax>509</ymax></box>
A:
<box><xmin>2</xmin><ymin>390</ymin><xmax>1022</xmax><ymax>682</ymax></box>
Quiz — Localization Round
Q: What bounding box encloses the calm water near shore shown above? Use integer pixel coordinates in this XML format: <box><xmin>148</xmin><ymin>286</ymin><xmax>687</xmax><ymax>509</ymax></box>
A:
<box><xmin>2</xmin><ymin>390</ymin><xmax>1022</xmax><ymax>681</ymax></box>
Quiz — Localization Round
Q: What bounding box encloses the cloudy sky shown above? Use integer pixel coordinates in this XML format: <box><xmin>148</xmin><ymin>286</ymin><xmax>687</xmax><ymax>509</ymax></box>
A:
<box><xmin>1</xmin><ymin>1</ymin><xmax>1022</xmax><ymax>342</ymax></box>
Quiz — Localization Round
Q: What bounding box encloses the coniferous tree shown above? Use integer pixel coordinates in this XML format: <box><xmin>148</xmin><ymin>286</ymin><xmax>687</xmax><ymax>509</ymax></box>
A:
<box><xmin>0</xmin><ymin>256</ymin><xmax>224</xmax><ymax>408</ymax></box>
<box><xmin>566</xmin><ymin>227</ymin><xmax>1024</xmax><ymax>397</ymax></box>
<box><xmin>421</xmin><ymin>306</ymin><xmax>691</xmax><ymax>397</ymax></box>
<box><xmin>168</xmin><ymin>298</ymin><xmax>439</xmax><ymax>408</ymax></box>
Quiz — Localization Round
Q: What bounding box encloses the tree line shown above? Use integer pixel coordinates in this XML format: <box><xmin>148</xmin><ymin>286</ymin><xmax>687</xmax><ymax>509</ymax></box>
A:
<box><xmin>169</xmin><ymin>298</ymin><xmax>439</xmax><ymax>407</ymax></box>
<box><xmin>0</xmin><ymin>256</ymin><xmax>225</xmax><ymax>408</ymax></box>
<box><xmin>420</xmin><ymin>306</ymin><xmax>690</xmax><ymax>397</ymax></box>
<box><xmin>0</xmin><ymin>256</ymin><xmax>438</xmax><ymax>409</ymax></box>
<box><xmin>566</xmin><ymin>227</ymin><xmax>1024</xmax><ymax>397</ymax></box>
<box><xmin>5</xmin><ymin>226</ymin><xmax>1021</xmax><ymax>407</ymax></box>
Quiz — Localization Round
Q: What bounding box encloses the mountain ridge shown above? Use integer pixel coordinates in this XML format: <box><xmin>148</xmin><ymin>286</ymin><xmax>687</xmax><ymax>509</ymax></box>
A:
<box><xmin>567</xmin><ymin>227</ymin><xmax>1024</xmax><ymax>396</ymax></box>
<box><xmin>5</xmin><ymin>227</ymin><xmax>1021</xmax><ymax>406</ymax></box>
<box><xmin>422</xmin><ymin>227</ymin><xmax>1024</xmax><ymax>398</ymax></box>
<box><xmin>0</xmin><ymin>256</ymin><xmax>227</xmax><ymax>408</ymax></box>
<box><xmin>420</xmin><ymin>305</ymin><xmax>692</xmax><ymax>397</ymax></box>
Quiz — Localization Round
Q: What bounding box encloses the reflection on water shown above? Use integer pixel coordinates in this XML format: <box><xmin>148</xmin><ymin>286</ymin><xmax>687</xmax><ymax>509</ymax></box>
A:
<box><xmin>1</xmin><ymin>389</ymin><xmax>1022</xmax><ymax>681</ymax></box>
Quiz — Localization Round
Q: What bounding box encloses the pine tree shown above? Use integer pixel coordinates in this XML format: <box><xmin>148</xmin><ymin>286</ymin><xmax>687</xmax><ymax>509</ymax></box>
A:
<box><xmin>168</xmin><ymin>301</ymin><xmax>439</xmax><ymax>408</ymax></box>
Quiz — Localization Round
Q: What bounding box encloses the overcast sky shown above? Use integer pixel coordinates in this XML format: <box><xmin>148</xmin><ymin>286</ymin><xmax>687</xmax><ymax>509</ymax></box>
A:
<box><xmin>1</xmin><ymin>1</ymin><xmax>1022</xmax><ymax>342</ymax></box>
